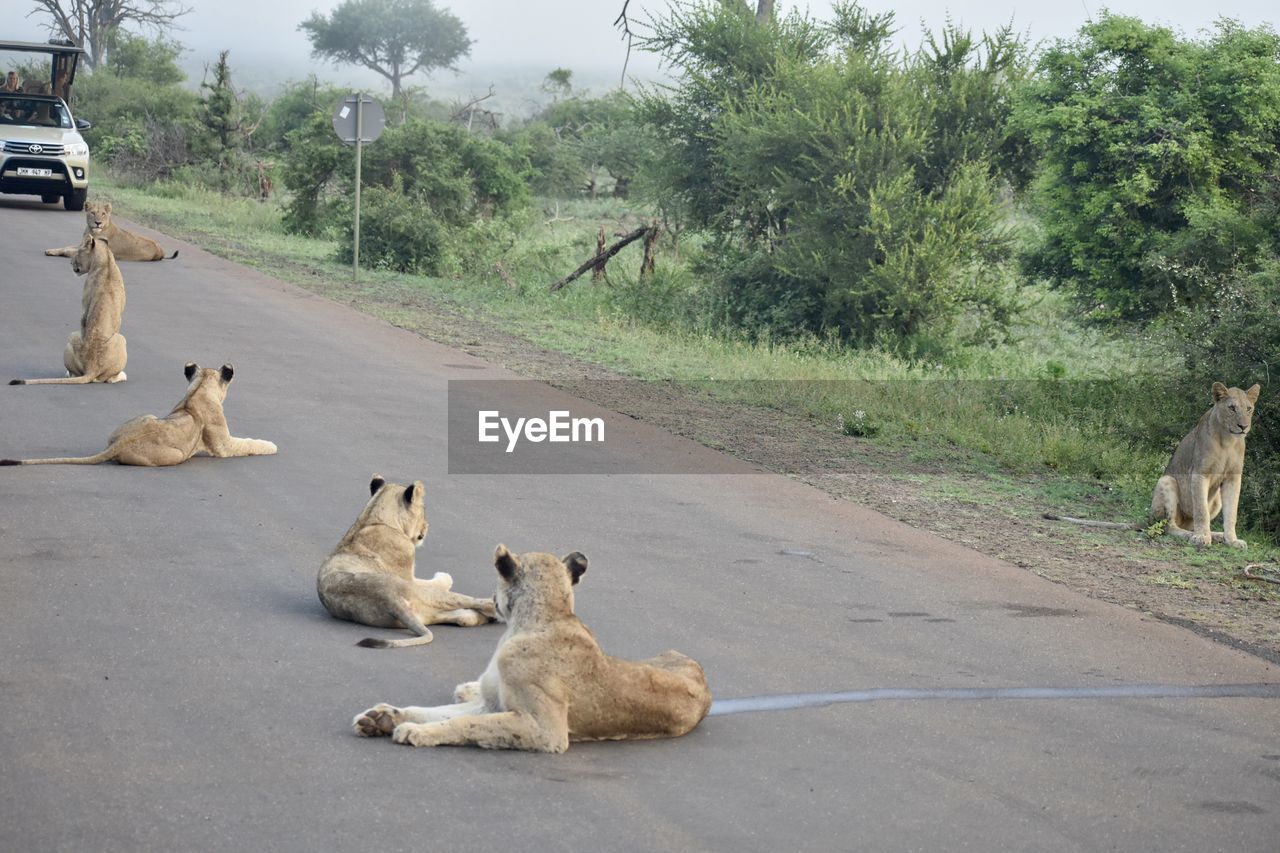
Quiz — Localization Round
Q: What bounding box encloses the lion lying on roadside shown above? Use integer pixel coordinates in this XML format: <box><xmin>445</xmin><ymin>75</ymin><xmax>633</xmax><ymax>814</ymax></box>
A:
<box><xmin>353</xmin><ymin>545</ymin><xmax>712</xmax><ymax>752</ymax></box>
<box><xmin>1045</xmin><ymin>381</ymin><xmax>1261</xmax><ymax>548</ymax></box>
<box><xmin>11</xmin><ymin>234</ymin><xmax>127</xmax><ymax>385</ymax></box>
<box><xmin>45</xmin><ymin>200</ymin><xmax>178</xmax><ymax>261</ymax></box>
<box><xmin>318</xmin><ymin>475</ymin><xmax>498</xmax><ymax>648</ymax></box>
<box><xmin>0</xmin><ymin>362</ymin><xmax>277</xmax><ymax>466</ymax></box>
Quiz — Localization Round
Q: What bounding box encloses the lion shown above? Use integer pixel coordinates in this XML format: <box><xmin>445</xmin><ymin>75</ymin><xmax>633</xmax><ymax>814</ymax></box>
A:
<box><xmin>45</xmin><ymin>201</ymin><xmax>178</xmax><ymax>262</ymax></box>
<box><xmin>318</xmin><ymin>474</ymin><xmax>498</xmax><ymax>648</ymax></box>
<box><xmin>11</xmin><ymin>234</ymin><xmax>127</xmax><ymax>385</ymax></box>
<box><xmin>353</xmin><ymin>545</ymin><xmax>712</xmax><ymax>752</ymax></box>
<box><xmin>1045</xmin><ymin>381</ymin><xmax>1261</xmax><ymax>548</ymax></box>
<box><xmin>0</xmin><ymin>362</ymin><xmax>277</xmax><ymax>467</ymax></box>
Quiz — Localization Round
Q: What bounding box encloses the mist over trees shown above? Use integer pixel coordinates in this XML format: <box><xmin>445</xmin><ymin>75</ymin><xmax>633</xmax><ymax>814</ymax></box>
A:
<box><xmin>299</xmin><ymin>0</ymin><xmax>471</xmax><ymax>105</ymax></box>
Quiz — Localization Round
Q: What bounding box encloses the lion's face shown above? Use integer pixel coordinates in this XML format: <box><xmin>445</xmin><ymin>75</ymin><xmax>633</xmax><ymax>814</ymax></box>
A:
<box><xmin>492</xmin><ymin>545</ymin><xmax>587</xmax><ymax>620</ymax></box>
<box><xmin>70</xmin><ymin>234</ymin><xmax>100</xmax><ymax>275</ymax></box>
<box><xmin>1211</xmin><ymin>382</ymin><xmax>1261</xmax><ymax>436</ymax></box>
<box><xmin>84</xmin><ymin>201</ymin><xmax>111</xmax><ymax>234</ymax></box>
<box><xmin>366</xmin><ymin>475</ymin><xmax>428</xmax><ymax>545</ymax></box>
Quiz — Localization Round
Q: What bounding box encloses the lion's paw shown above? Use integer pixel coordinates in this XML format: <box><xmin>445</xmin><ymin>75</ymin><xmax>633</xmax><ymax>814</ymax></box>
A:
<box><xmin>1227</xmin><ymin>537</ymin><xmax>1248</xmax><ymax>550</ymax></box>
<box><xmin>1189</xmin><ymin>532</ymin><xmax>1212</xmax><ymax>548</ymax></box>
<box><xmin>392</xmin><ymin>722</ymin><xmax>439</xmax><ymax>747</ymax></box>
<box><xmin>353</xmin><ymin>703</ymin><xmax>404</xmax><ymax>737</ymax></box>
<box><xmin>453</xmin><ymin>680</ymin><xmax>481</xmax><ymax>703</ymax></box>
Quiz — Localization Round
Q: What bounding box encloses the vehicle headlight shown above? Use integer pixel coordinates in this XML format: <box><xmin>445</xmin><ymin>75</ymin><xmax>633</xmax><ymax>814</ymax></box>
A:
<box><xmin>68</xmin><ymin>142</ymin><xmax>89</xmax><ymax>157</ymax></box>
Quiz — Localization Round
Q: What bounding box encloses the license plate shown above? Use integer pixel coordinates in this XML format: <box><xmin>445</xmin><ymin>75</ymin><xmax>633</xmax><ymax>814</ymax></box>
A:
<box><xmin>16</xmin><ymin>167</ymin><xmax>53</xmax><ymax>177</ymax></box>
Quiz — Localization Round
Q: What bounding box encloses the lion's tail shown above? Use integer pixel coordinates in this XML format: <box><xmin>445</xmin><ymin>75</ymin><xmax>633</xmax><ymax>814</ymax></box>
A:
<box><xmin>1042</xmin><ymin>513</ymin><xmax>1141</xmax><ymax>530</ymax></box>
<box><xmin>0</xmin><ymin>448</ymin><xmax>116</xmax><ymax>466</ymax></box>
<box><xmin>164</xmin><ymin>249</ymin><xmax>179</xmax><ymax>260</ymax></box>
<box><xmin>355</xmin><ymin>603</ymin><xmax>434</xmax><ymax>649</ymax></box>
<box><xmin>9</xmin><ymin>375</ymin><xmax>95</xmax><ymax>385</ymax></box>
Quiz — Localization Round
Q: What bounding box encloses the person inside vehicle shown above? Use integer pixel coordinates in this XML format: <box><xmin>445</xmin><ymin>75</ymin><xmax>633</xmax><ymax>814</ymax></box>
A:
<box><xmin>1</xmin><ymin>71</ymin><xmax>21</xmax><ymax>93</ymax></box>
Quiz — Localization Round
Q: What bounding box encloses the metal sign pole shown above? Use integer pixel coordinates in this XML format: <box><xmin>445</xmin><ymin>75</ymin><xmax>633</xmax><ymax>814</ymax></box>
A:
<box><xmin>353</xmin><ymin>93</ymin><xmax>364</xmax><ymax>282</ymax></box>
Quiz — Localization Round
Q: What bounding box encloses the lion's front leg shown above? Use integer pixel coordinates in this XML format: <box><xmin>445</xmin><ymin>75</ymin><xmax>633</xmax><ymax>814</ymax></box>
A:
<box><xmin>393</xmin><ymin>709</ymin><xmax>569</xmax><ymax>753</ymax></box>
<box><xmin>1219</xmin><ymin>476</ymin><xmax>1247</xmax><ymax>549</ymax></box>
<box><xmin>1188</xmin><ymin>475</ymin><xmax>1214</xmax><ymax>547</ymax></box>
<box><xmin>202</xmin><ymin>423</ymin><xmax>277</xmax><ymax>458</ymax></box>
<box><xmin>353</xmin><ymin>699</ymin><xmax>484</xmax><ymax>737</ymax></box>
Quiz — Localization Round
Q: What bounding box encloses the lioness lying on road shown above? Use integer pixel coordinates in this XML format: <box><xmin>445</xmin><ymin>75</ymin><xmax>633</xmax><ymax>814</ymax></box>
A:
<box><xmin>11</xmin><ymin>234</ymin><xmax>127</xmax><ymax>385</ymax></box>
<box><xmin>353</xmin><ymin>545</ymin><xmax>712</xmax><ymax>752</ymax></box>
<box><xmin>45</xmin><ymin>200</ymin><xmax>178</xmax><ymax>262</ymax></box>
<box><xmin>1046</xmin><ymin>381</ymin><xmax>1261</xmax><ymax>548</ymax></box>
<box><xmin>318</xmin><ymin>475</ymin><xmax>498</xmax><ymax>648</ymax></box>
<box><xmin>0</xmin><ymin>362</ymin><xmax>277</xmax><ymax>466</ymax></box>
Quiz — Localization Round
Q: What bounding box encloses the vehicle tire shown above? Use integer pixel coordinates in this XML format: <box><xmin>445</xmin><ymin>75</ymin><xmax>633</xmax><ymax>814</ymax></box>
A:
<box><xmin>63</xmin><ymin>188</ymin><xmax>87</xmax><ymax>211</ymax></box>
<box><xmin>41</xmin><ymin>193</ymin><xmax>59</xmax><ymax>204</ymax></box>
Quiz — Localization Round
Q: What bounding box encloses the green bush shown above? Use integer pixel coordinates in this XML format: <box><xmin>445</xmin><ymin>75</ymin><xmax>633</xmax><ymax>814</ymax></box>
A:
<box><xmin>636</xmin><ymin>1</ymin><xmax>1028</xmax><ymax>351</ymax></box>
<box><xmin>1016</xmin><ymin>15</ymin><xmax>1280</xmax><ymax>320</ymax></box>
<box><xmin>337</xmin><ymin>175</ymin><xmax>447</xmax><ymax>273</ymax></box>
<box><xmin>282</xmin><ymin>117</ymin><xmax>531</xmax><ymax>265</ymax></box>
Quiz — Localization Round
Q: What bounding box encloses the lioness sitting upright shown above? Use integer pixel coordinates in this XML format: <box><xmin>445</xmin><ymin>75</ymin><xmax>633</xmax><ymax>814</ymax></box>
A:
<box><xmin>45</xmin><ymin>201</ymin><xmax>178</xmax><ymax>261</ymax></box>
<box><xmin>317</xmin><ymin>475</ymin><xmax>498</xmax><ymax>648</ymax></box>
<box><xmin>0</xmin><ymin>363</ymin><xmax>277</xmax><ymax>466</ymax></box>
<box><xmin>1046</xmin><ymin>381</ymin><xmax>1261</xmax><ymax>548</ymax></box>
<box><xmin>354</xmin><ymin>545</ymin><xmax>712</xmax><ymax>752</ymax></box>
<box><xmin>11</xmin><ymin>234</ymin><xmax>126</xmax><ymax>385</ymax></box>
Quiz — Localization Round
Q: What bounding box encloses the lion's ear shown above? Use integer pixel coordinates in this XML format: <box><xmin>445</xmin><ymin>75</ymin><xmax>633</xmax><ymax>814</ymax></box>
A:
<box><xmin>402</xmin><ymin>482</ymin><xmax>418</xmax><ymax>506</ymax></box>
<box><xmin>1212</xmin><ymin>382</ymin><xmax>1229</xmax><ymax>402</ymax></box>
<box><xmin>103</xmin><ymin>202</ymin><xmax>112</xmax><ymax>213</ymax></box>
<box><xmin>563</xmin><ymin>552</ymin><xmax>588</xmax><ymax>585</ymax></box>
<box><xmin>184</xmin><ymin>362</ymin><xmax>198</xmax><ymax>380</ymax></box>
<box><xmin>369</xmin><ymin>474</ymin><xmax>385</xmax><ymax>495</ymax></box>
<box><xmin>1246</xmin><ymin>384</ymin><xmax>1261</xmax><ymax>405</ymax></box>
<box><xmin>220</xmin><ymin>364</ymin><xmax>234</xmax><ymax>383</ymax></box>
<box><xmin>494</xmin><ymin>544</ymin><xmax>518</xmax><ymax>581</ymax></box>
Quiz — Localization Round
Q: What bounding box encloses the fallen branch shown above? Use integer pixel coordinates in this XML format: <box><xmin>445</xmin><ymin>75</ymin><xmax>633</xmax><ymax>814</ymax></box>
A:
<box><xmin>549</xmin><ymin>225</ymin><xmax>649</xmax><ymax>291</ymax></box>
<box><xmin>1240</xmin><ymin>564</ymin><xmax>1280</xmax><ymax>585</ymax></box>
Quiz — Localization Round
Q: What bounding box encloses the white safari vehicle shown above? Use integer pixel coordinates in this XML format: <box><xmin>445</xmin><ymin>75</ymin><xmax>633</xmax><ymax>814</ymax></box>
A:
<box><xmin>0</xmin><ymin>39</ymin><xmax>91</xmax><ymax>210</ymax></box>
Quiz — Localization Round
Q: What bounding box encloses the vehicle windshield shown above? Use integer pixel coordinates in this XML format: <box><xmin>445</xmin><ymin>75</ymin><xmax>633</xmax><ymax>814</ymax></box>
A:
<box><xmin>0</xmin><ymin>95</ymin><xmax>71</xmax><ymax>129</ymax></box>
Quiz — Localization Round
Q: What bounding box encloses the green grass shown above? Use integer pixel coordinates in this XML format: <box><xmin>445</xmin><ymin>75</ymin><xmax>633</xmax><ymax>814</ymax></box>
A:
<box><xmin>94</xmin><ymin>174</ymin><xmax>1274</xmax><ymax>551</ymax></box>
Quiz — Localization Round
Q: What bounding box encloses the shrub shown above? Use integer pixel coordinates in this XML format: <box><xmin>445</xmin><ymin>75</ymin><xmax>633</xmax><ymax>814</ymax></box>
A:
<box><xmin>1016</xmin><ymin>15</ymin><xmax>1280</xmax><ymax>320</ymax></box>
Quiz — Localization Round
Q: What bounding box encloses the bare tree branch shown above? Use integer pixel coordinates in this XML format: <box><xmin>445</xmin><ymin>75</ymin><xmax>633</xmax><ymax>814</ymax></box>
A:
<box><xmin>613</xmin><ymin>1</ymin><xmax>634</xmax><ymax>89</ymax></box>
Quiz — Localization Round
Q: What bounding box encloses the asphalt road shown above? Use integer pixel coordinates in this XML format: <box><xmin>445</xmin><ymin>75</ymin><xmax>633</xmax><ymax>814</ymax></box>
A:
<box><xmin>2</xmin><ymin>196</ymin><xmax>1278</xmax><ymax>852</ymax></box>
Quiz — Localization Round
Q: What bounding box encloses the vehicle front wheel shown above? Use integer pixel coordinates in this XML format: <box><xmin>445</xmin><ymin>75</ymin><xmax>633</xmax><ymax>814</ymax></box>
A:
<box><xmin>41</xmin><ymin>193</ymin><xmax>59</xmax><ymax>204</ymax></box>
<box><xmin>63</xmin><ymin>188</ymin><xmax>87</xmax><ymax>211</ymax></box>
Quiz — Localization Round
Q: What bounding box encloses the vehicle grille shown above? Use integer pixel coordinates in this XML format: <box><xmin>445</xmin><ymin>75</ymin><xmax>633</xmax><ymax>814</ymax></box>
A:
<box><xmin>3</xmin><ymin>141</ymin><xmax>66</xmax><ymax>156</ymax></box>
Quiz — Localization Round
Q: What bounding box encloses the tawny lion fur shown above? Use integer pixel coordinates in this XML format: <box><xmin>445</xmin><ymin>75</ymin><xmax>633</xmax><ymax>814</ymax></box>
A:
<box><xmin>45</xmin><ymin>201</ymin><xmax>177</xmax><ymax>261</ymax></box>
<box><xmin>353</xmin><ymin>545</ymin><xmax>712</xmax><ymax>752</ymax></box>
<box><xmin>0</xmin><ymin>362</ymin><xmax>277</xmax><ymax>467</ymax></box>
<box><xmin>317</xmin><ymin>475</ymin><xmax>497</xmax><ymax>648</ymax></box>
<box><xmin>1045</xmin><ymin>381</ymin><xmax>1261</xmax><ymax>548</ymax></box>
<box><xmin>11</xmin><ymin>234</ymin><xmax>127</xmax><ymax>385</ymax></box>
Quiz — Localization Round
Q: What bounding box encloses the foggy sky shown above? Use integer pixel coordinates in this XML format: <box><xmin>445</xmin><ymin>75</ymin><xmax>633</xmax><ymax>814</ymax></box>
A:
<box><xmin>8</xmin><ymin>0</ymin><xmax>1278</xmax><ymax>94</ymax></box>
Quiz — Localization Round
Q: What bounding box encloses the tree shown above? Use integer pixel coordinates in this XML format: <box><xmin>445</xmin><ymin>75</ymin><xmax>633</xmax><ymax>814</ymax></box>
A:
<box><xmin>29</xmin><ymin>0</ymin><xmax>191</xmax><ymax>70</ymax></box>
<box><xmin>103</xmin><ymin>30</ymin><xmax>184</xmax><ymax>84</ymax></box>
<box><xmin>634</xmin><ymin>1</ymin><xmax>1025</xmax><ymax>349</ymax></box>
<box><xmin>1015</xmin><ymin>15</ymin><xmax>1280</xmax><ymax>319</ymax></box>
<box><xmin>299</xmin><ymin>0</ymin><xmax>471</xmax><ymax>106</ymax></box>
